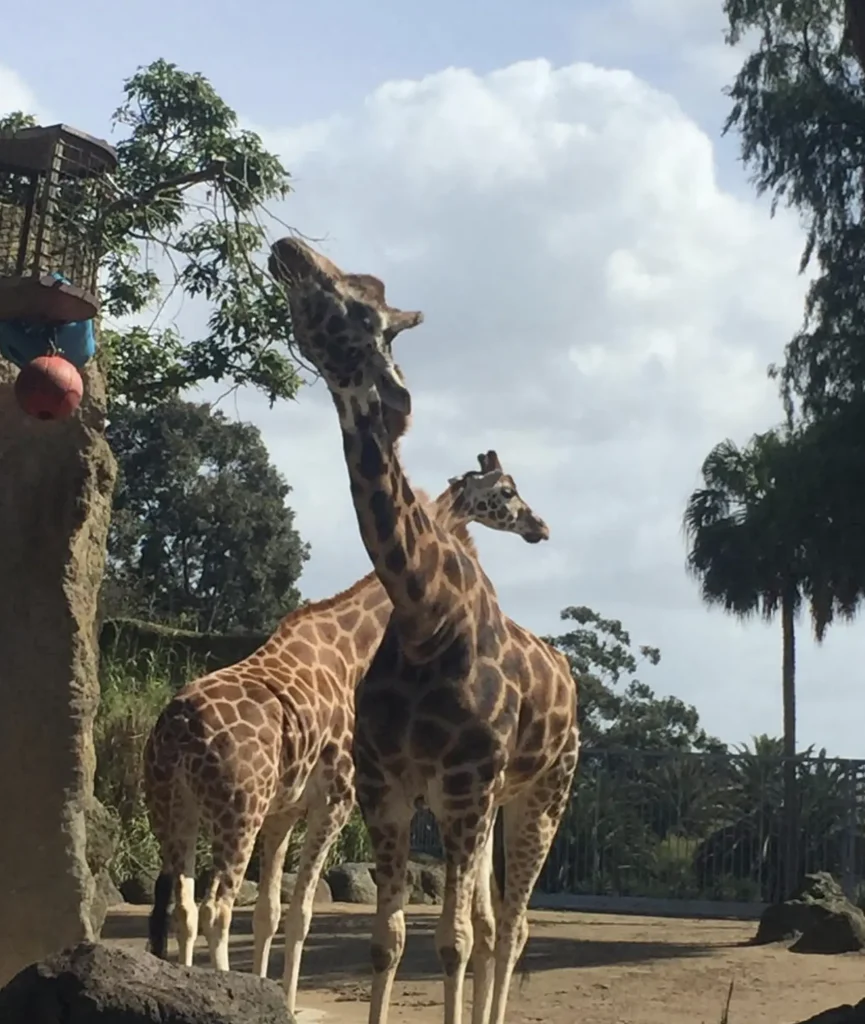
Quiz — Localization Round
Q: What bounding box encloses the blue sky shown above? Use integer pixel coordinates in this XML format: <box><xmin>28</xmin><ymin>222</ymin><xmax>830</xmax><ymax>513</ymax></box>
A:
<box><xmin>3</xmin><ymin>0</ymin><xmax>861</xmax><ymax>758</ymax></box>
<box><xmin>1</xmin><ymin>0</ymin><xmax>742</xmax><ymax>175</ymax></box>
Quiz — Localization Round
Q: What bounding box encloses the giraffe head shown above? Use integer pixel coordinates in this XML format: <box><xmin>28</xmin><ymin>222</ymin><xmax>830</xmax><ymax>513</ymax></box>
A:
<box><xmin>449</xmin><ymin>450</ymin><xmax>550</xmax><ymax>544</ymax></box>
<box><xmin>269</xmin><ymin>237</ymin><xmax>423</xmax><ymax>430</ymax></box>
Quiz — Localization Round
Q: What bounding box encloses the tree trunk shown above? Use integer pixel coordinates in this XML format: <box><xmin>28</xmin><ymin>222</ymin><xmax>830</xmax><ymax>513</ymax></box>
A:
<box><xmin>0</xmin><ymin>357</ymin><xmax>116</xmax><ymax>984</ymax></box>
<box><xmin>780</xmin><ymin>592</ymin><xmax>799</xmax><ymax>902</ymax></box>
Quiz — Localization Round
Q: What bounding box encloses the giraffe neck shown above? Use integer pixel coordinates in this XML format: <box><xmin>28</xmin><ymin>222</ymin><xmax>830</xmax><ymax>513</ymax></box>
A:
<box><xmin>335</xmin><ymin>394</ymin><xmax>475</xmax><ymax>634</ymax></box>
<box><xmin>259</xmin><ymin>483</ymin><xmax>474</xmax><ymax>686</ymax></box>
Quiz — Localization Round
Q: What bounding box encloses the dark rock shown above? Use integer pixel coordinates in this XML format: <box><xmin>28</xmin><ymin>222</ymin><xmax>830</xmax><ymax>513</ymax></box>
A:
<box><xmin>0</xmin><ymin>942</ymin><xmax>296</xmax><ymax>1023</ymax></box>
<box><xmin>194</xmin><ymin>871</ymin><xmax>258</xmax><ymax>907</ymax></box>
<box><xmin>790</xmin><ymin>908</ymin><xmax>865</xmax><ymax>954</ymax></box>
<box><xmin>120</xmin><ymin>866</ymin><xmax>160</xmax><ymax>906</ymax></box>
<box><xmin>754</xmin><ymin>872</ymin><xmax>865</xmax><ymax>953</ymax></box>
<box><xmin>234</xmin><ymin>880</ymin><xmax>259</xmax><ymax>907</ymax></box>
<box><xmin>405</xmin><ymin>858</ymin><xmax>445</xmax><ymax>905</ymax></box>
<box><xmin>793</xmin><ymin>997</ymin><xmax>865</xmax><ymax>1023</ymax></box>
<box><xmin>326</xmin><ymin>859</ymin><xmax>445</xmax><ymax>905</ymax></box>
<box><xmin>280</xmin><ymin>872</ymin><xmax>333</xmax><ymax>905</ymax></box>
<box><xmin>326</xmin><ymin>862</ymin><xmax>378</xmax><ymax>904</ymax></box>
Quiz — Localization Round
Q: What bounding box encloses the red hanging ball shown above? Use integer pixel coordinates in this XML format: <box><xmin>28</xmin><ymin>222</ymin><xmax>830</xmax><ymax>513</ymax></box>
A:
<box><xmin>14</xmin><ymin>355</ymin><xmax>84</xmax><ymax>421</ymax></box>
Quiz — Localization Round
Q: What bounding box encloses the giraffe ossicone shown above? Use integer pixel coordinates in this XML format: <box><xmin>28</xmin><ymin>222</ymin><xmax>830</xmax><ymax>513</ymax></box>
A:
<box><xmin>270</xmin><ymin>237</ymin><xmax>579</xmax><ymax>1024</ymax></box>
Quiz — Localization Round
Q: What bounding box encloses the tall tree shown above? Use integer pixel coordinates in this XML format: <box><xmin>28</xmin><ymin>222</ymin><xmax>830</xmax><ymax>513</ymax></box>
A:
<box><xmin>104</xmin><ymin>399</ymin><xmax>309</xmax><ymax>633</ymax></box>
<box><xmin>2</xmin><ymin>58</ymin><xmax>301</xmax><ymax>408</ymax></box>
<box><xmin>722</xmin><ymin>0</ymin><xmax>865</xmax><ymax>630</ymax></box>
<box><xmin>683</xmin><ymin>427</ymin><xmax>811</xmax><ymax>897</ymax></box>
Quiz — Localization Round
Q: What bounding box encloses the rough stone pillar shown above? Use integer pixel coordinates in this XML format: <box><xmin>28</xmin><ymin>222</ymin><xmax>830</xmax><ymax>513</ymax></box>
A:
<box><xmin>0</xmin><ymin>356</ymin><xmax>116</xmax><ymax>985</ymax></box>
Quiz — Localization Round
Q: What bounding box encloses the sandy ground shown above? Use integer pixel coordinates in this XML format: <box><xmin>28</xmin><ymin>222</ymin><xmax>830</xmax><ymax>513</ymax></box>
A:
<box><xmin>103</xmin><ymin>903</ymin><xmax>864</xmax><ymax>1024</ymax></box>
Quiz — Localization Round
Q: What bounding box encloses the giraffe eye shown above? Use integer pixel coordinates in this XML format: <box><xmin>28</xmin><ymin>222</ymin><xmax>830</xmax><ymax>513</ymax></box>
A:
<box><xmin>348</xmin><ymin>301</ymin><xmax>376</xmax><ymax>332</ymax></box>
<box><xmin>500</xmin><ymin>487</ymin><xmax>515</xmax><ymax>500</ymax></box>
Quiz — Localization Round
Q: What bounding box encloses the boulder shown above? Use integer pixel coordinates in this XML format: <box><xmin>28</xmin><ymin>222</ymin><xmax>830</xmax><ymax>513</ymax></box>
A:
<box><xmin>754</xmin><ymin>872</ymin><xmax>865</xmax><ymax>953</ymax></box>
<box><xmin>405</xmin><ymin>857</ymin><xmax>446</xmax><ymax>904</ymax></box>
<box><xmin>234</xmin><ymin>880</ymin><xmax>259</xmax><ymax>908</ymax></box>
<box><xmin>793</xmin><ymin>997</ymin><xmax>865</xmax><ymax>1023</ymax></box>
<box><xmin>194</xmin><ymin>871</ymin><xmax>258</xmax><ymax>907</ymax></box>
<box><xmin>280</xmin><ymin>872</ymin><xmax>333</xmax><ymax>905</ymax></box>
<box><xmin>0</xmin><ymin>358</ymin><xmax>116</xmax><ymax>984</ymax></box>
<box><xmin>120</xmin><ymin>866</ymin><xmax>160</xmax><ymax>906</ymax></box>
<box><xmin>0</xmin><ymin>941</ymin><xmax>296</xmax><ymax>1023</ymax></box>
<box><xmin>326</xmin><ymin>862</ymin><xmax>378</xmax><ymax>904</ymax></box>
<box><xmin>326</xmin><ymin>858</ymin><xmax>446</xmax><ymax>905</ymax></box>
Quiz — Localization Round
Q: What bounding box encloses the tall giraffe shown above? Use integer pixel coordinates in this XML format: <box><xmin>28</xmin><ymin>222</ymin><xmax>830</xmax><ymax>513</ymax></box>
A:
<box><xmin>142</xmin><ymin>452</ymin><xmax>549</xmax><ymax>1016</ymax></box>
<box><xmin>269</xmin><ymin>237</ymin><xmax>579</xmax><ymax>1024</ymax></box>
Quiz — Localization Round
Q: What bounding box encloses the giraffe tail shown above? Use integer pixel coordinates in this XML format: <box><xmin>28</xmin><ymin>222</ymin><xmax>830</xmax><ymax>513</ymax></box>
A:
<box><xmin>148</xmin><ymin>871</ymin><xmax>173</xmax><ymax>958</ymax></box>
<box><xmin>492</xmin><ymin>806</ymin><xmax>505</xmax><ymax>900</ymax></box>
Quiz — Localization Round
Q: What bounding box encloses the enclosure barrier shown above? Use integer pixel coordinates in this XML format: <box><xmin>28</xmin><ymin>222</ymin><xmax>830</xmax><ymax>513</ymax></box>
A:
<box><xmin>409</xmin><ymin>749</ymin><xmax>865</xmax><ymax>916</ymax></box>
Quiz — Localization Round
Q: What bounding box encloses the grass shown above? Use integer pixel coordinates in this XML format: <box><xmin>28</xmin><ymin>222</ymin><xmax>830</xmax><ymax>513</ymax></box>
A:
<box><xmin>94</xmin><ymin>646</ymin><xmax>197</xmax><ymax>885</ymax></box>
<box><xmin>94</xmin><ymin>646</ymin><xmax>372</xmax><ymax>888</ymax></box>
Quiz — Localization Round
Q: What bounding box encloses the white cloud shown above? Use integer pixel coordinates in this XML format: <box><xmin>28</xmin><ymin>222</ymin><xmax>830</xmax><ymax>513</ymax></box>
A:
<box><xmin>0</xmin><ymin>66</ymin><xmax>50</xmax><ymax>121</ymax></box>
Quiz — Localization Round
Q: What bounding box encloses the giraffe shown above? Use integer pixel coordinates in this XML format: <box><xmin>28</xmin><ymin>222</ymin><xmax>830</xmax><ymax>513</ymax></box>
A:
<box><xmin>269</xmin><ymin>236</ymin><xmax>580</xmax><ymax>1024</ymax></box>
<box><xmin>142</xmin><ymin>450</ymin><xmax>550</xmax><ymax>1017</ymax></box>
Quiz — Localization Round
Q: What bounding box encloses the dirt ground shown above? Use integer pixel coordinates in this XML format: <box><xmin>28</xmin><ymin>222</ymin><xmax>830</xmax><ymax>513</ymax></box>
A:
<box><xmin>104</xmin><ymin>903</ymin><xmax>864</xmax><ymax>1024</ymax></box>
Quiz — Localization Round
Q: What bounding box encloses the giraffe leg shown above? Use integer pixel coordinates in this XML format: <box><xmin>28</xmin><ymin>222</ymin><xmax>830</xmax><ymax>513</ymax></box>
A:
<box><xmin>469</xmin><ymin>816</ymin><xmax>498</xmax><ymax>1024</ymax></box>
<box><xmin>199</xmin><ymin>820</ymin><xmax>262</xmax><ymax>972</ymax></box>
<box><xmin>157</xmin><ymin>788</ymin><xmax>200</xmax><ymax>967</ymax></box>
<box><xmin>436</xmin><ymin>809</ymin><xmax>496</xmax><ymax>1024</ymax></box>
<box><xmin>489</xmin><ymin>741</ymin><xmax>578</xmax><ymax>1024</ymax></box>
<box><xmin>364</xmin><ymin>802</ymin><xmax>414</xmax><ymax>1024</ymax></box>
<box><xmin>282</xmin><ymin>792</ymin><xmax>354</xmax><ymax>1013</ymax></box>
<box><xmin>252</xmin><ymin>811</ymin><xmax>302</xmax><ymax>978</ymax></box>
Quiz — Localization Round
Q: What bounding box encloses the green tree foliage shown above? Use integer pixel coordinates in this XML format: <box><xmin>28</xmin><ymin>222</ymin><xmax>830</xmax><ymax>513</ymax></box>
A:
<box><xmin>540</xmin><ymin>606</ymin><xmax>730</xmax><ymax>898</ymax></box>
<box><xmin>681</xmin><ymin>427</ymin><xmax>833</xmax><ymax>897</ymax></box>
<box><xmin>723</xmin><ymin>0</ymin><xmax>865</xmax><ymax>416</ymax></box>
<box><xmin>3</xmin><ymin>58</ymin><xmax>301</xmax><ymax>407</ymax></box>
<box><xmin>722</xmin><ymin>0</ymin><xmax>865</xmax><ymax>633</ymax></box>
<box><xmin>546</xmin><ymin>604</ymin><xmax>723</xmax><ymax>752</ymax></box>
<box><xmin>682</xmin><ymin>429</ymin><xmax>810</xmax><ymax>756</ymax></box>
<box><xmin>103</xmin><ymin>398</ymin><xmax>309</xmax><ymax>633</ymax></box>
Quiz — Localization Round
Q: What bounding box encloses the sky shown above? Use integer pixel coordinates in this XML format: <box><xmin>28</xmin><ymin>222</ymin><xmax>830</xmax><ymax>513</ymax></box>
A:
<box><xmin>2</xmin><ymin>0</ymin><xmax>863</xmax><ymax>758</ymax></box>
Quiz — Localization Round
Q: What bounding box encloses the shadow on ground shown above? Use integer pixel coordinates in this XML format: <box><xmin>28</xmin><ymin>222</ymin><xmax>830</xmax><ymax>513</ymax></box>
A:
<box><xmin>103</xmin><ymin>905</ymin><xmax>721</xmax><ymax>988</ymax></box>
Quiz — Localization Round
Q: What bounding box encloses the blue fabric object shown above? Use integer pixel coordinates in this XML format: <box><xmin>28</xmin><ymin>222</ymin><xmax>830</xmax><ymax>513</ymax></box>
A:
<box><xmin>0</xmin><ymin>270</ymin><xmax>97</xmax><ymax>368</ymax></box>
<box><xmin>0</xmin><ymin>317</ymin><xmax>96</xmax><ymax>369</ymax></box>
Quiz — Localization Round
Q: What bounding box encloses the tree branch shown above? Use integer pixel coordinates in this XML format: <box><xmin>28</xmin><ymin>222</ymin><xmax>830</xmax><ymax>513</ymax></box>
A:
<box><xmin>107</xmin><ymin>157</ymin><xmax>228</xmax><ymax>214</ymax></box>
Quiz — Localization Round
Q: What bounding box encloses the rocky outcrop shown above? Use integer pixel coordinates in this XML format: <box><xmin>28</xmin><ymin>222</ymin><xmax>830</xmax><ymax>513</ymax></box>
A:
<box><xmin>0</xmin><ymin>358</ymin><xmax>116</xmax><ymax>984</ymax></box>
<box><xmin>754</xmin><ymin>872</ymin><xmax>865</xmax><ymax>953</ymax></box>
<box><xmin>326</xmin><ymin>862</ymin><xmax>378</xmax><ymax>904</ymax></box>
<box><xmin>281</xmin><ymin>871</ymin><xmax>333</xmax><ymax>905</ymax></box>
<box><xmin>0</xmin><ymin>942</ymin><xmax>297</xmax><ymax>1023</ymax></box>
<box><xmin>84</xmin><ymin>798</ymin><xmax>122</xmax><ymax>932</ymax></box>
<box><xmin>792</xmin><ymin>997</ymin><xmax>865</xmax><ymax>1023</ymax></box>
<box><xmin>327</xmin><ymin>857</ymin><xmax>446</xmax><ymax>905</ymax></box>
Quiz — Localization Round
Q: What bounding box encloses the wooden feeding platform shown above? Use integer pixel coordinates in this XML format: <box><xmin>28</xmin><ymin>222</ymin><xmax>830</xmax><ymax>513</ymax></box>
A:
<box><xmin>0</xmin><ymin>123</ymin><xmax>118</xmax><ymax>324</ymax></box>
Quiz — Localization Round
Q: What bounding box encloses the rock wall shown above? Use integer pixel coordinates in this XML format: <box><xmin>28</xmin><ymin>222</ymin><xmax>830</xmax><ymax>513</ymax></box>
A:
<box><xmin>0</xmin><ymin>357</ymin><xmax>116</xmax><ymax>984</ymax></box>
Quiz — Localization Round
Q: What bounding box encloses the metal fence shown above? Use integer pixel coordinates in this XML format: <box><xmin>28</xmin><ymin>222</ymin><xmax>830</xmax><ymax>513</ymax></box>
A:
<box><xmin>409</xmin><ymin>749</ymin><xmax>865</xmax><ymax>906</ymax></box>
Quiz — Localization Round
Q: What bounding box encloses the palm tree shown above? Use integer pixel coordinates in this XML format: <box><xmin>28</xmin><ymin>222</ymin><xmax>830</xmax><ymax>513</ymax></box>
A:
<box><xmin>682</xmin><ymin>428</ymin><xmax>809</xmax><ymax>899</ymax></box>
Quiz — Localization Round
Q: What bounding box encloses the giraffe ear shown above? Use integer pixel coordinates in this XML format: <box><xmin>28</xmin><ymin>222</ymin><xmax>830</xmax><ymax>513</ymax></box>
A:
<box><xmin>386</xmin><ymin>307</ymin><xmax>424</xmax><ymax>337</ymax></box>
